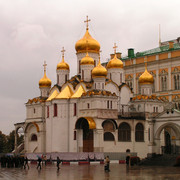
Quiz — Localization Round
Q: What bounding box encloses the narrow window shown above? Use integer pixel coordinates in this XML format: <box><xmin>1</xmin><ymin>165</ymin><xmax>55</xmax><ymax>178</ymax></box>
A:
<box><xmin>79</xmin><ymin>61</ymin><xmax>81</xmax><ymax>73</ymax></box>
<box><xmin>54</xmin><ymin>103</ymin><xmax>57</xmax><ymax>117</ymax></box>
<box><xmin>110</xmin><ymin>73</ymin><xmax>111</xmax><ymax>80</ymax></box>
<box><xmin>65</xmin><ymin>74</ymin><xmax>67</xmax><ymax>82</ymax></box>
<box><xmin>57</xmin><ymin>75</ymin><xmax>59</xmax><ymax>84</ymax></box>
<box><xmin>87</xmin><ymin>103</ymin><xmax>90</xmax><ymax>109</ymax></box>
<box><xmin>31</xmin><ymin>134</ymin><xmax>37</xmax><ymax>141</ymax></box>
<box><xmin>74</xmin><ymin>131</ymin><xmax>76</xmax><ymax>140</ymax></box>
<box><xmin>107</xmin><ymin>101</ymin><xmax>109</xmax><ymax>109</ymax></box>
<box><xmin>120</xmin><ymin>73</ymin><xmax>122</xmax><ymax>83</ymax></box>
<box><xmin>34</xmin><ymin>108</ymin><xmax>36</xmax><ymax>114</ymax></box>
<box><xmin>135</xmin><ymin>123</ymin><xmax>144</xmax><ymax>142</ymax></box>
<box><xmin>74</xmin><ymin>103</ymin><xmax>76</xmax><ymax>116</ymax></box>
<box><xmin>47</xmin><ymin>106</ymin><xmax>49</xmax><ymax>118</ymax></box>
<box><xmin>82</xmin><ymin>70</ymin><xmax>84</xmax><ymax>80</ymax></box>
<box><xmin>102</xmin><ymin>83</ymin><xmax>104</xmax><ymax>89</ymax></box>
<box><xmin>110</xmin><ymin>101</ymin><xmax>112</xmax><ymax>109</ymax></box>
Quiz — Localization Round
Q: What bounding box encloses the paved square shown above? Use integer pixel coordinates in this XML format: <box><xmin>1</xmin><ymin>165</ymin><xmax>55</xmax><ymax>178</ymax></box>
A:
<box><xmin>1</xmin><ymin>163</ymin><xmax>180</xmax><ymax>180</ymax></box>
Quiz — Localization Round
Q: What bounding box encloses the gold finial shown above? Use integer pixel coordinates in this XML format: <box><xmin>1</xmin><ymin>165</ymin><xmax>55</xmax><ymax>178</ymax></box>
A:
<box><xmin>61</xmin><ymin>47</ymin><xmax>65</xmax><ymax>58</ymax></box>
<box><xmin>84</xmin><ymin>15</ymin><xmax>91</xmax><ymax>30</ymax></box>
<box><xmin>113</xmin><ymin>43</ymin><xmax>118</xmax><ymax>54</ymax></box>
<box><xmin>43</xmin><ymin>61</ymin><xmax>47</xmax><ymax>74</ymax></box>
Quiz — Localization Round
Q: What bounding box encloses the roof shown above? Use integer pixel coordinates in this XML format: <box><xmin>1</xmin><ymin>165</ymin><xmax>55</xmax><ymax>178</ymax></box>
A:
<box><xmin>122</xmin><ymin>43</ymin><xmax>180</xmax><ymax>60</ymax></box>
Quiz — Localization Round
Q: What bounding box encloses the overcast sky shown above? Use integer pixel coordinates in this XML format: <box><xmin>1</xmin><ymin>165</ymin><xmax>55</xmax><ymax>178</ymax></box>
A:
<box><xmin>0</xmin><ymin>0</ymin><xmax>180</xmax><ymax>134</ymax></box>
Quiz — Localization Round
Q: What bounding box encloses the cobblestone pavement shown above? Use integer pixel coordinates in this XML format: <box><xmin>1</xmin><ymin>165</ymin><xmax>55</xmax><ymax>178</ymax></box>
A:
<box><xmin>1</xmin><ymin>163</ymin><xmax>180</xmax><ymax>180</ymax></box>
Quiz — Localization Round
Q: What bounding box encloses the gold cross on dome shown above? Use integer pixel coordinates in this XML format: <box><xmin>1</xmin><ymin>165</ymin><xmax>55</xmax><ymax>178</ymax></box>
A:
<box><xmin>61</xmin><ymin>47</ymin><xmax>65</xmax><ymax>57</ymax></box>
<box><xmin>113</xmin><ymin>43</ymin><xmax>118</xmax><ymax>54</ymax></box>
<box><xmin>43</xmin><ymin>61</ymin><xmax>47</xmax><ymax>73</ymax></box>
<box><xmin>84</xmin><ymin>16</ymin><xmax>91</xmax><ymax>30</ymax></box>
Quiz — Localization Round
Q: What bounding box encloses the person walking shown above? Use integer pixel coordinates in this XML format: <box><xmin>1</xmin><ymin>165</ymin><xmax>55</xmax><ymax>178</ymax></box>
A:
<box><xmin>126</xmin><ymin>154</ymin><xmax>131</xmax><ymax>167</ymax></box>
<box><xmin>24</xmin><ymin>156</ymin><xmax>29</xmax><ymax>169</ymax></box>
<box><xmin>37</xmin><ymin>157</ymin><xmax>42</xmax><ymax>170</ymax></box>
<box><xmin>104</xmin><ymin>156</ymin><xmax>110</xmax><ymax>172</ymax></box>
<box><xmin>57</xmin><ymin>157</ymin><xmax>61</xmax><ymax>171</ymax></box>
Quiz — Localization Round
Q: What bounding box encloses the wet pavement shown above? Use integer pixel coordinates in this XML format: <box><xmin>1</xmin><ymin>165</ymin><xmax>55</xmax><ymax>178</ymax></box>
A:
<box><xmin>0</xmin><ymin>163</ymin><xmax>180</xmax><ymax>180</ymax></box>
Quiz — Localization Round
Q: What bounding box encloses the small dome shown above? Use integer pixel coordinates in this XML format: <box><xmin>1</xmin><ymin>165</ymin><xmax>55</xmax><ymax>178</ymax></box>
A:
<box><xmin>57</xmin><ymin>56</ymin><xmax>69</xmax><ymax>70</ymax></box>
<box><xmin>139</xmin><ymin>67</ymin><xmax>154</xmax><ymax>84</ymax></box>
<box><xmin>75</xmin><ymin>29</ymin><xmax>100</xmax><ymax>53</ymax></box>
<box><xmin>92</xmin><ymin>59</ymin><xmax>107</xmax><ymax>78</ymax></box>
<box><xmin>81</xmin><ymin>52</ymin><xmax>94</xmax><ymax>65</ymax></box>
<box><xmin>39</xmin><ymin>72</ymin><xmax>51</xmax><ymax>88</ymax></box>
<box><xmin>106</xmin><ymin>54</ymin><xmax>123</xmax><ymax>69</ymax></box>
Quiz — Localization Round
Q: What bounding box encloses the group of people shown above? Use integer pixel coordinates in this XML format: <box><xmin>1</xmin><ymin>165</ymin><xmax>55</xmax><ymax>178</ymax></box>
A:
<box><xmin>0</xmin><ymin>155</ymin><xmax>29</xmax><ymax>169</ymax></box>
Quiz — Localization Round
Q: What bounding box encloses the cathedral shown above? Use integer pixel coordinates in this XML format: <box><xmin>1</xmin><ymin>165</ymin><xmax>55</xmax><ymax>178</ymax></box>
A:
<box><xmin>15</xmin><ymin>17</ymin><xmax>180</xmax><ymax>158</ymax></box>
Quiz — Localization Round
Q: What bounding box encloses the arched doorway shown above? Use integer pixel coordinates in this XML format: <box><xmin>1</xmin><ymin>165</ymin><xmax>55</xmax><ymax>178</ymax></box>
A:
<box><xmin>164</xmin><ymin>130</ymin><xmax>171</xmax><ymax>154</ymax></box>
<box><xmin>75</xmin><ymin>117</ymin><xmax>96</xmax><ymax>152</ymax></box>
<box><xmin>155</xmin><ymin>123</ymin><xmax>180</xmax><ymax>154</ymax></box>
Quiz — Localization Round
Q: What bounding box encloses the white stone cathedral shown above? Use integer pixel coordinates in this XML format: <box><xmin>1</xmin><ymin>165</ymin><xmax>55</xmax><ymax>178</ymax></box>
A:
<box><xmin>15</xmin><ymin>17</ymin><xmax>180</xmax><ymax>158</ymax></box>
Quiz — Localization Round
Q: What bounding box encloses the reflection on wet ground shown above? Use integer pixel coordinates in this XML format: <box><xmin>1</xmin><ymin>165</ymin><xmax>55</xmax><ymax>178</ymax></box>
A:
<box><xmin>0</xmin><ymin>163</ymin><xmax>180</xmax><ymax>180</ymax></box>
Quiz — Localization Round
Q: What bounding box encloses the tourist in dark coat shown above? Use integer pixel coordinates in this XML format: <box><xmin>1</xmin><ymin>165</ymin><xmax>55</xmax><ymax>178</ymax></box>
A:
<box><xmin>37</xmin><ymin>157</ymin><xmax>42</xmax><ymax>170</ymax></box>
<box><xmin>57</xmin><ymin>157</ymin><xmax>61</xmax><ymax>170</ymax></box>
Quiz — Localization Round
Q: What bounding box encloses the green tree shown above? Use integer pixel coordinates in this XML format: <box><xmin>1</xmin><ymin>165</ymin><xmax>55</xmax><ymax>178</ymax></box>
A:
<box><xmin>0</xmin><ymin>131</ymin><xmax>7</xmax><ymax>153</ymax></box>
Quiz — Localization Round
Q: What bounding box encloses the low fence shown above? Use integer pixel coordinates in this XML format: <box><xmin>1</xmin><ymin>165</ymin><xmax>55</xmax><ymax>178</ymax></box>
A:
<box><xmin>104</xmin><ymin>152</ymin><xmax>137</xmax><ymax>160</ymax></box>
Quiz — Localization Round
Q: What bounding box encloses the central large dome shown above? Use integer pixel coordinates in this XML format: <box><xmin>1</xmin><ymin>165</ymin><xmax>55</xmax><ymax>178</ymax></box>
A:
<box><xmin>75</xmin><ymin>29</ymin><xmax>100</xmax><ymax>53</ymax></box>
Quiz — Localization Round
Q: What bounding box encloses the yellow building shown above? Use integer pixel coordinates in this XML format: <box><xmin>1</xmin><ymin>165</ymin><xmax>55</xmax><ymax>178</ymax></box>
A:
<box><xmin>105</xmin><ymin>38</ymin><xmax>180</xmax><ymax>108</ymax></box>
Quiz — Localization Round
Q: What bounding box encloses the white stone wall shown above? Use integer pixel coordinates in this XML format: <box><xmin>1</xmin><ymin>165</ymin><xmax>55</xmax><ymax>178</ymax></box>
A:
<box><xmin>107</xmin><ymin>68</ymin><xmax>125</xmax><ymax>86</ymax></box>
<box><xmin>81</xmin><ymin>64</ymin><xmax>94</xmax><ymax>82</ymax></box>
<box><xmin>77</xmin><ymin>52</ymin><xmax>99</xmax><ymax>75</ymax></box>
<box><xmin>56</xmin><ymin>69</ymin><xmax>69</xmax><ymax>86</ymax></box>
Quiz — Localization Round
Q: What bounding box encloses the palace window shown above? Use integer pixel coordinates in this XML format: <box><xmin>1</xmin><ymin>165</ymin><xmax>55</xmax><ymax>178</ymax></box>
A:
<box><xmin>87</xmin><ymin>103</ymin><xmax>90</xmax><ymax>109</ymax></box>
<box><xmin>118</xmin><ymin>122</ymin><xmax>131</xmax><ymax>141</ymax></box>
<box><xmin>135</xmin><ymin>123</ymin><xmax>144</xmax><ymax>142</ymax></box>
<box><xmin>174</xmin><ymin>74</ymin><xmax>180</xmax><ymax>90</ymax></box>
<box><xmin>161</xmin><ymin>76</ymin><xmax>167</xmax><ymax>91</ymax></box>
<box><xmin>110</xmin><ymin>101</ymin><xmax>112</xmax><ymax>109</ymax></box>
<box><xmin>31</xmin><ymin>134</ymin><xmax>37</xmax><ymax>141</ymax></box>
<box><xmin>104</xmin><ymin>132</ymin><xmax>115</xmax><ymax>141</ymax></box>
<box><xmin>160</xmin><ymin>70</ymin><xmax>168</xmax><ymax>91</ymax></box>
<box><xmin>54</xmin><ymin>103</ymin><xmax>57</xmax><ymax>117</ymax></box>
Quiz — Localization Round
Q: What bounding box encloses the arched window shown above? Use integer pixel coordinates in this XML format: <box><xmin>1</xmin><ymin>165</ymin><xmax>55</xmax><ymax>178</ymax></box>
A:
<box><xmin>103</xmin><ymin>120</ymin><xmax>115</xmax><ymax>132</ymax></box>
<box><xmin>135</xmin><ymin>123</ymin><xmax>144</xmax><ymax>142</ymax></box>
<box><xmin>118</xmin><ymin>122</ymin><xmax>131</xmax><ymax>141</ymax></box>
<box><xmin>54</xmin><ymin>103</ymin><xmax>57</xmax><ymax>117</ymax></box>
<box><xmin>104</xmin><ymin>132</ymin><xmax>115</xmax><ymax>141</ymax></box>
<box><xmin>31</xmin><ymin>134</ymin><xmax>37</xmax><ymax>141</ymax></box>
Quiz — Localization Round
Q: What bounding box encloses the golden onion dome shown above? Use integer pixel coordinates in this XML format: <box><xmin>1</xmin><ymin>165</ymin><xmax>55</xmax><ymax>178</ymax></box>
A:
<box><xmin>75</xmin><ymin>28</ymin><xmax>100</xmax><ymax>53</ymax></box>
<box><xmin>106</xmin><ymin>54</ymin><xmax>123</xmax><ymax>69</ymax></box>
<box><xmin>139</xmin><ymin>64</ymin><xmax>154</xmax><ymax>84</ymax></box>
<box><xmin>39</xmin><ymin>63</ymin><xmax>52</xmax><ymax>88</ymax></box>
<box><xmin>57</xmin><ymin>56</ymin><xmax>69</xmax><ymax>70</ymax></box>
<box><xmin>92</xmin><ymin>58</ymin><xmax>107</xmax><ymax>78</ymax></box>
<box><xmin>81</xmin><ymin>52</ymin><xmax>94</xmax><ymax>65</ymax></box>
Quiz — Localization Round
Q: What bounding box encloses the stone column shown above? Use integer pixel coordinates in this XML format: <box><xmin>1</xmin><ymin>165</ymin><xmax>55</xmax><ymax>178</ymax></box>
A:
<box><xmin>94</xmin><ymin>129</ymin><xmax>103</xmax><ymax>152</ymax></box>
<box><xmin>148</xmin><ymin>120</ymin><xmax>156</xmax><ymax>156</ymax></box>
<box><xmin>14</xmin><ymin>129</ymin><xmax>17</xmax><ymax>153</ymax></box>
